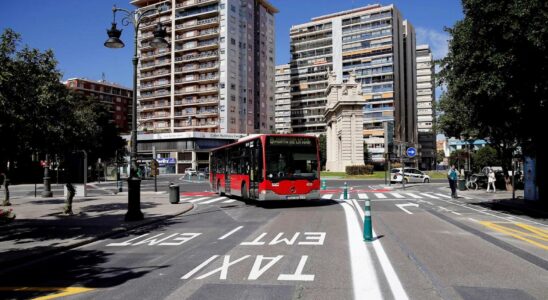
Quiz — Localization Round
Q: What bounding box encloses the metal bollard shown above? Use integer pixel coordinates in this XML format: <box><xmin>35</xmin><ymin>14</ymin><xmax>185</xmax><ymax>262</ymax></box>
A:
<box><xmin>321</xmin><ymin>179</ymin><xmax>326</xmax><ymax>190</ymax></box>
<box><xmin>363</xmin><ymin>200</ymin><xmax>373</xmax><ymax>241</ymax></box>
<box><xmin>169</xmin><ymin>183</ymin><xmax>180</xmax><ymax>204</ymax></box>
<box><xmin>343</xmin><ymin>182</ymin><xmax>348</xmax><ymax>200</ymax></box>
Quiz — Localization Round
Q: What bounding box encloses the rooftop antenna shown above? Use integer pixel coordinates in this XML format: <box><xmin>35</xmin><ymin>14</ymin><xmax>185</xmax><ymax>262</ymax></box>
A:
<box><xmin>101</xmin><ymin>72</ymin><xmax>106</xmax><ymax>82</ymax></box>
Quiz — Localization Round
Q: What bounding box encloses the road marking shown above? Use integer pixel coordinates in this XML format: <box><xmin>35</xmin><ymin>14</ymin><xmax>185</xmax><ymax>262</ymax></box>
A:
<box><xmin>339</xmin><ymin>194</ymin><xmax>345</xmax><ymax>200</ymax></box>
<box><xmin>422</xmin><ymin>193</ymin><xmax>440</xmax><ymax>199</ymax></box>
<box><xmin>396</xmin><ymin>203</ymin><xmax>420</xmax><ymax>214</ymax></box>
<box><xmin>181</xmin><ymin>255</ymin><xmax>219</xmax><ymax>279</ymax></box>
<box><xmin>196</xmin><ymin>255</ymin><xmax>251</xmax><ymax>280</ymax></box>
<box><xmin>218</xmin><ymin>226</ymin><xmax>244</xmax><ymax>240</ymax></box>
<box><xmin>201</xmin><ymin>197</ymin><xmax>226</xmax><ymax>204</ymax></box>
<box><xmin>0</xmin><ymin>287</ymin><xmax>94</xmax><ymax>300</ymax></box>
<box><xmin>451</xmin><ymin>211</ymin><xmax>462</xmax><ymax>216</ymax></box>
<box><xmin>351</xmin><ymin>199</ymin><xmax>409</xmax><ymax>300</ymax></box>
<box><xmin>357</xmin><ymin>193</ymin><xmax>368</xmax><ymax>199</ymax></box>
<box><xmin>248</xmin><ymin>255</ymin><xmax>284</xmax><ymax>280</ymax></box>
<box><xmin>188</xmin><ymin>197</ymin><xmax>210</xmax><ymax>203</ymax></box>
<box><xmin>277</xmin><ymin>255</ymin><xmax>315</xmax><ymax>281</ymax></box>
<box><xmin>222</xmin><ymin>199</ymin><xmax>237</xmax><ymax>203</ymax></box>
<box><xmin>480</xmin><ymin>222</ymin><xmax>548</xmax><ymax>250</ymax></box>
<box><xmin>321</xmin><ymin>194</ymin><xmax>333</xmax><ymax>199</ymax></box>
<box><xmin>417</xmin><ymin>199</ymin><xmax>433</xmax><ymax>205</ymax></box>
<box><xmin>390</xmin><ymin>193</ymin><xmax>405</xmax><ymax>198</ymax></box>
<box><xmin>340</xmin><ymin>202</ymin><xmax>383</xmax><ymax>299</ymax></box>
<box><xmin>434</xmin><ymin>193</ymin><xmax>452</xmax><ymax>199</ymax></box>
<box><xmin>374</xmin><ymin>193</ymin><xmax>387</xmax><ymax>199</ymax></box>
<box><xmin>405</xmin><ymin>193</ymin><xmax>422</xmax><ymax>199</ymax></box>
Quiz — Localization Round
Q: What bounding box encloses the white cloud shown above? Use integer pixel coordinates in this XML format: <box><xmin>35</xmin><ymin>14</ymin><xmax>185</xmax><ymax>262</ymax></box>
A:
<box><xmin>415</xmin><ymin>27</ymin><xmax>450</xmax><ymax>59</ymax></box>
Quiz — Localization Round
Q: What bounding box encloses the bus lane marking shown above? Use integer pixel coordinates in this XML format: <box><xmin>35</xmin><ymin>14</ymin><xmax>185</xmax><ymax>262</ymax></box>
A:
<box><xmin>106</xmin><ymin>233</ymin><xmax>202</xmax><ymax>247</ymax></box>
<box><xmin>278</xmin><ymin>255</ymin><xmax>315</xmax><ymax>281</ymax></box>
<box><xmin>248</xmin><ymin>255</ymin><xmax>284</xmax><ymax>280</ymax></box>
<box><xmin>350</xmin><ymin>199</ymin><xmax>409</xmax><ymax>300</ymax></box>
<box><xmin>218</xmin><ymin>226</ymin><xmax>244</xmax><ymax>240</ymax></box>
<box><xmin>188</xmin><ymin>197</ymin><xmax>210</xmax><ymax>203</ymax></box>
<box><xmin>480</xmin><ymin>222</ymin><xmax>548</xmax><ymax>250</ymax></box>
<box><xmin>196</xmin><ymin>255</ymin><xmax>251</xmax><ymax>280</ymax></box>
<box><xmin>240</xmin><ymin>232</ymin><xmax>326</xmax><ymax>246</ymax></box>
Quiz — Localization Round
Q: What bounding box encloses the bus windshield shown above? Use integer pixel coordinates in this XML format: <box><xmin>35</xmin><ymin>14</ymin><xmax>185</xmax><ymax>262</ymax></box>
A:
<box><xmin>265</xmin><ymin>137</ymin><xmax>318</xmax><ymax>181</ymax></box>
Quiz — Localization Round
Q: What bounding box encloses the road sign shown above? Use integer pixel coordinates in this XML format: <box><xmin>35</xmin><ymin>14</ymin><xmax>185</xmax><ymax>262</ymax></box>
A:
<box><xmin>406</xmin><ymin>147</ymin><xmax>417</xmax><ymax>158</ymax></box>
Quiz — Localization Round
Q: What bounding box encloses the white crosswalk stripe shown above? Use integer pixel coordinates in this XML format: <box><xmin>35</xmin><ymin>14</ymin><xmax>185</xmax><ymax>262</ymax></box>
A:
<box><xmin>321</xmin><ymin>194</ymin><xmax>333</xmax><ymax>199</ymax></box>
<box><xmin>374</xmin><ymin>193</ymin><xmax>387</xmax><ymax>199</ymax></box>
<box><xmin>434</xmin><ymin>193</ymin><xmax>452</xmax><ymax>199</ymax></box>
<box><xmin>421</xmin><ymin>193</ymin><xmax>440</xmax><ymax>199</ymax></box>
<box><xmin>201</xmin><ymin>197</ymin><xmax>227</xmax><ymax>204</ymax></box>
<box><xmin>188</xmin><ymin>197</ymin><xmax>211</xmax><ymax>203</ymax></box>
<box><xmin>357</xmin><ymin>193</ymin><xmax>368</xmax><ymax>199</ymax></box>
<box><xmin>179</xmin><ymin>197</ymin><xmax>191</xmax><ymax>202</ymax></box>
<box><xmin>405</xmin><ymin>193</ymin><xmax>422</xmax><ymax>199</ymax></box>
<box><xmin>390</xmin><ymin>193</ymin><xmax>405</xmax><ymax>198</ymax></box>
<box><xmin>339</xmin><ymin>194</ymin><xmax>345</xmax><ymax>200</ymax></box>
<box><xmin>222</xmin><ymin>199</ymin><xmax>237</xmax><ymax>203</ymax></box>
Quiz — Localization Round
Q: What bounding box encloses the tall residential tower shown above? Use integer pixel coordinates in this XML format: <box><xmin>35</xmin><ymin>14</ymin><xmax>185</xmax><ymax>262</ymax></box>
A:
<box><xmin>289</xmin><ymin>4</ymin><xmax>417</xmax><ymax>162</ymax></box>
<box><xmin>132</xmin><ymin>0</ymin><xmax>277</xmax><ymax>134</ymax></box>
<box><xmin>274</xmin><ymin>64</ymin><xmax>291</xmax><ymax>133</ymax></box>
<box><xmin>416</xmin><ymin>44</ymin><xmax>436</xmax><ymax>169</ymax></box>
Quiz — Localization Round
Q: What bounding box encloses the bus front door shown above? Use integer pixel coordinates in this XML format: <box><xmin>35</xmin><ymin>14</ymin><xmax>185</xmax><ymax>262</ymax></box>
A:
<box><xmin>249</xmin><ymin>145</ymin><xmax>260</xmax><ymax>200</ymax></box>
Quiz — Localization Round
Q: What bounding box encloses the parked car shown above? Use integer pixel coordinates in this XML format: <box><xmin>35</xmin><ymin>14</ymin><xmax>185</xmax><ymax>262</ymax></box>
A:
<box><xmin>390</xmin><ymin>167</ymin><xmax>431</xmax><ymax>184</ymax></box>
<box><xmin>184</xmin><ymin>168</ymin><xmax>197</xmax><ymax>176</ymax></box>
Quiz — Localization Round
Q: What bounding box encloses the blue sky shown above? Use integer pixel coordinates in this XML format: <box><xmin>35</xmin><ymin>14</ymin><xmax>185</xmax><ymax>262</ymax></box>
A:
<box><xmin>1</xmin><ymin>0</ymin><xmax>463</xmax><ymax>88</ymax></box>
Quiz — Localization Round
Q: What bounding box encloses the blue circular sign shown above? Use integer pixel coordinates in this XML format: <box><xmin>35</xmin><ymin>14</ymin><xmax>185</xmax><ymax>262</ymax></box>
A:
<box><xmin>406</xmin><ymin>147</ymin><xmax>416</xmax><ymax>157</ymax></box>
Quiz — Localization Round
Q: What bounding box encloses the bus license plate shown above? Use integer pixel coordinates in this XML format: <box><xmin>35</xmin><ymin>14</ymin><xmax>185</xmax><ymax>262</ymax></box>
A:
<box><xmin>286</xmin><ymin>195</ymin><xmax>305</xmax><ymax>200</ymax></box>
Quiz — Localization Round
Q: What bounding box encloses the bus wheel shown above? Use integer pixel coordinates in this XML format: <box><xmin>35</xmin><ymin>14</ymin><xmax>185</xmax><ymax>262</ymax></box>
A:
<box><xmin>217</xmin><ymin>180</ymin><xmax>224</xmax><ymax>196</ymax></box>
<box><xmin>241</xmin><ymin>182</ymin><xmax>248</xmax><ymax>202</ymax></box>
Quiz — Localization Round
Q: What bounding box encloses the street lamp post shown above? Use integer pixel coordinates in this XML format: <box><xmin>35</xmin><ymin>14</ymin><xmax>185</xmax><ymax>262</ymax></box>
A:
<box><xmin>104</xmin><ymin>5</ymin><xmax>169</xmax><ymax>221</ymax></box>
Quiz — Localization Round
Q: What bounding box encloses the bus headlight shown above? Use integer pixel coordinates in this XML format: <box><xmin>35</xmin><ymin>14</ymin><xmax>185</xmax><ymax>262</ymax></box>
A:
<box><xmin>260</xmin><ymin>190</ymin><xmax>266</xmax><ymax>194</ymax></box>
<box><xmin>306</xmin><ymin>182</ymin><xmax>313</xmax><ymax>186</ymax></box>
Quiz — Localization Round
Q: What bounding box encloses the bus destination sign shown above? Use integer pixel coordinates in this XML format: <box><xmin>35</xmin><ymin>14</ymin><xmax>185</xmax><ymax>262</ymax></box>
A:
<box><xmin>269</xmin><ymin>137</ymin><xmax>312</xmax><ymax>146</ymax></box>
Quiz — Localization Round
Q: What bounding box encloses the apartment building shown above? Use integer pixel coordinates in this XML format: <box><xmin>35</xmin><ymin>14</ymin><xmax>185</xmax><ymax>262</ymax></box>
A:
<box><xmin>64</xmin><ymin>78</ymin><xmax>132</xmax><ymax>133</ymax></box>
<box><xmin>416</xmin><ymin>44</ymin><xmax>436</xmax><ymax>169</ymax></box>
<box><xmin>289</xmin><ymin>4</ymin><xmax>417</xmax><ymax>162</ymax></box>
<box><xmin>132</xmin><ymin>0</ymin><xmax>277</xmax><ymax>134</ymax></box>
<box><xmin>274</xmin><ymin>64</ymin><xmax>291</xmax><ymax>133</ymax></box>
<box><xmin>129</xmin><ymin>0</ymin><xmax>277</xmax><ymax>173</ymax></box>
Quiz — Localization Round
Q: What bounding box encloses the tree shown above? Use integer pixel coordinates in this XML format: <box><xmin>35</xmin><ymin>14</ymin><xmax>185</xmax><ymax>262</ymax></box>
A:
<box><xmin>437</xmin><ymin>0</ymin><xmax>547</xmax><ymax>197</ymax></box>
<box><xmin>0</xmin><ymin>29</ymin><xmax>124</xmax><ymax>183</ymax></box>
<box><xmin>436</xmin><ymin>150</ymin><xmax>445</xmax><ymax>165</ymax></box>
<box><xmin>473</xmin><ymin>145</ymin><xmax>501</xmax><ymax>172</ymax></box>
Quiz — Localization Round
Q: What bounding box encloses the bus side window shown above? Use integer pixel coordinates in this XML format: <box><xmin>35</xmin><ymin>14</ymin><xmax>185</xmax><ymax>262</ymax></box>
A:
<box><xmin>255</xmin><ymin>140</ymin><xmax>263</xmax><ymax>181</ymax></box>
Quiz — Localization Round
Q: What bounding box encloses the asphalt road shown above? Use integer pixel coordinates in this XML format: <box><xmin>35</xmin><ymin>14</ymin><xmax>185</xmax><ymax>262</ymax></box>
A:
<box><xmin>1</xmin><ymin>176</ymin><xmax>547</xmax><ymax>299</ymax></box>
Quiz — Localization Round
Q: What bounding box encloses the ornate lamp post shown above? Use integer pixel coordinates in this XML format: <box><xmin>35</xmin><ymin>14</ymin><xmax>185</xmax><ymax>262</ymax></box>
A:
<box><xmin>104</xmin><ymin>5</ymin><xmax>169</xmax><ymax>221</ymax></box>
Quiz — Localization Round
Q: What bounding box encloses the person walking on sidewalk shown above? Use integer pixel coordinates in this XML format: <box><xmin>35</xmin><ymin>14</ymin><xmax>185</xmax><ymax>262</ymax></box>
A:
<box><xmin>487</xmin><ymin>168</ymin><xmax>496</xmax><ymax>193</ymax></box>
<box><xmin>448</xmin><ymin>165</ymin><xmax>458</xmax><ymax>198</ymax></box>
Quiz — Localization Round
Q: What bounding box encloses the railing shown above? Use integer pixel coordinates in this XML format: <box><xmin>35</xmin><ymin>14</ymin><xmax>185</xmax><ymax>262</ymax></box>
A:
<box><xmin>176</xmin><ymin>51</ymin><xmax>218</xmax><ymax>62</ymax></box>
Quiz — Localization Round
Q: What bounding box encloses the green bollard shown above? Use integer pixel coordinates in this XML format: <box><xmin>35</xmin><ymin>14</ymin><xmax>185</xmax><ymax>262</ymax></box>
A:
<box><xmin>321</xmin><ymin>179</ymin><xmax>326</xmax><ymax>190</ymax></box>
<box><xmin>363</xmin><ymin>200</ymin><xmax>373</xmax><ymax>241</ymax></box>
<box><xmin>343</xmin><ymin>182</ymin><xmax>348</xmax><ymax>200</ymax></box>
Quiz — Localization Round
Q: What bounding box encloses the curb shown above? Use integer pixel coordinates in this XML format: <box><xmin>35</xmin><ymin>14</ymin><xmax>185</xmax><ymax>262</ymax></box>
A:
<box><xmin>0</xmin><ymin>203</ymin><xmax>195</xmax><ymax>273</ymax></box>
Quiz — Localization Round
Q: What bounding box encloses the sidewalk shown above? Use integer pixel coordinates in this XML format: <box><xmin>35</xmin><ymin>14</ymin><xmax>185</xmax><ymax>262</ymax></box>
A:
<box><xmin>0</xmin><ymin>192</ymin><xmax>193</xmax><ymax>270</ymax></box>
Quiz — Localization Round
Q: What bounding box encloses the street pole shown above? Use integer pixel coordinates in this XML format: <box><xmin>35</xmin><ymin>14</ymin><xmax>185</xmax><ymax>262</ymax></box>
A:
<box><xmin>42</xmin><ymin>153</ymin><xmax>53</xmax><ymax>197</ymax></box>
<box><xmin>104</xmin><ymin>5</ymin><xmax>169</xmax><ymax>221</ymax></box>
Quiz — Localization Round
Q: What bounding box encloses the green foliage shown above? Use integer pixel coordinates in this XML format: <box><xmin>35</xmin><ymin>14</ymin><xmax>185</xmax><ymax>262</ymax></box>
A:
<box><xmin>345</xmin><ymin>164</ymin><xmax>374</xmax><ymax>175</ymax></box>
<box><xmin>472</xmin><ymin>145</ymin><xmax>501</xmax><ymax>171</ymax></box>
<box><xmin>436</xmin><ymin>150</ymin><xmax>445</xmax><ymax>164</ymax></box>
<box><xmin>0</xmin><ymin>29</ymin><xmax>124</xmax><ymax>177</ymax></box>
<box><xmin>437</xmin><ymin>0</ymin><xmax>548</xmax><ymax>193</ymax></box>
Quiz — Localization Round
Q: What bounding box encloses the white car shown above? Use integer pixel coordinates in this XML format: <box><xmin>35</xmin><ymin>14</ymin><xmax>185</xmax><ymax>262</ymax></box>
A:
<box><xmin>390</xmin><ymin>168</ymin><xmax>430</xmax><ymax>184</ymax></box>
<box><xmin>184</xmin><ymin>168</ymin><xmax>197</xmax><ymax>176</ymax></box>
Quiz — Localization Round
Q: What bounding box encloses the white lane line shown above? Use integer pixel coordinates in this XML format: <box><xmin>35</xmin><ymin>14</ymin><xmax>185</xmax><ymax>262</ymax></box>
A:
<box><xmin>374</xmin><ymin>193</ymin><xmax>387</xmax><ymax>199</ymax></box>
<box><xmin>405</xmin><ymin>193</ymin><xmax>422</xmax><ymax>199</ymax></box>
<box><xmin>188</xmin><ymin>197</ymin><xmax>210</xmax><ymax>203</ymax></box>
<box><xmin>339</xmin><ymin>194</ymin><xmax>345</xmax><ymax>200</ymax></box>
<box><xmin>390</xmin><ymin>193</ymin><xmax>405</xmax><ymax>199</ymax></box>
<box><xmin>340</xmin><ymin>202</ymin><xmax>383</xmax><ymax>300</ymax></box>
<box><xmin>201</xmin><ymin>197</ymin><xmax>227</xmax><ymax>204</ymax></box>
<box><xmin>357</xmin><ymin>193</ymin><xmax>369</xmax><ymax>199</ymax></box>
<box><xmin>222</xmin><ymin>199</ymin><xmax>237</xmax><ymax>203</ymax></box>
<box><xmin>451</xmin><ymin>211</ymin><xmax>462</xmax><ymax>216</ymax></box>
<box><xmin>218</xmin><ymin>226</ymin><xmax>244</xmax><ymax>240</ymax></box>
<box><xmin>421</xmin><ymin>193</ymin><xmax>440</xmax><ymax>199</ymax></box>
<box><xmin>321</xmin><ymin>194</ymin><xmax>333</xmax><ymax>199</ymax></box>
<box><xmin>351</xmin><ymin>199</ymin><xmax>409</xmax><ymax>300</ymax></box>
<box><xmin>179</xmin><ymin>197</ymin><xmax>191</xmax><ymax>202</ymax></box>
<box><xmin>434</xmin><ymin>193</ymin><xmax>452</xmax><ymax>199</ymax></box>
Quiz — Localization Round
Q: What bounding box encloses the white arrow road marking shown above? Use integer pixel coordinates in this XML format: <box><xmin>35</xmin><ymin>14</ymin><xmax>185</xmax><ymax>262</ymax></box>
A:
<box><xmin>396</xmin><ymin>203</ymin><xmax>420</xmax><ymax>214</ymax></box>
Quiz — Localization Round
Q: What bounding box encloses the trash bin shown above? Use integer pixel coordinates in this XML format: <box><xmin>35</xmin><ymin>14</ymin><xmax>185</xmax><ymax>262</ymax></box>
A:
<box><xmin>169</xmin><ymin>183</ymin><xmax>180</xmax><ymax>204</ymax></box>
<box><xmin>458</xmin><ymin>178</ymin><xmax>466</xmax><ymax>191</ymax></box>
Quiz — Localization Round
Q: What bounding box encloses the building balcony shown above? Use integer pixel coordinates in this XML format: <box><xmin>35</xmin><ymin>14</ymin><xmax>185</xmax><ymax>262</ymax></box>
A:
<box><xmin>139</xmin><ymin>90</ymin><xmax>170</xmax><ymax>99</ymax></box>
<box><xmin>175</xmin><ymin>63</ymin><xmax>219</xmax><ymax>74</ymax></box>
<box><xmin>174</xmin><ymin>97</ymin><xmax>218</xmax><ymax>107</ymax></box>
<box><xmin>140</xmin><ymin>82</ymin><xmax>171</xmax><ymax>91</ymax></box>
<box><xmin>175</xmin><ymin>87</ymin><xmax>217</xmax><ymax>95</ymax></box>
<box><xmin>175</xmin><ymin>4</ymin><xmax>219</xmax><ymax>20</ymax></box>
<box><xmin>175</xmin><ymin>51</ymin><xmax>218</xmax><ymax>63</ymax></box>
<box><xmin>175</xmin><ymin>28</ymin><xmax>219</xmax><ymax>41</ymax></box>
<box><xmin>140</xmin><ymin>102</ymin><xmax>171</xmax><ymax>111</ymax></box>
<box><xmin>176</xmin><ymin>0</ymin><xmax>218</xmax><ymax>9</ymax></box>
<box><xmin>174</xmin><ymin>40</ymin><xmax>219</xmax><ymax>53</ymax></box>
<box><xmin>175</xmin><ymin>17</ymin><xmax>219</xmax><ymax>31</ymax></box>
<box><xmin>140</xmin><ymin>60</ymin><xmax>171</xmax><ymax>71</ymax></box>
<box><xmin>175</xmin><ymin>75</ymin><xmax>219</xmax><ymax>85</ymax></box>
<box><xmin>140</xmin><ymin>113</ymin><xmax>171</xmax><ymax>120</ymax></box>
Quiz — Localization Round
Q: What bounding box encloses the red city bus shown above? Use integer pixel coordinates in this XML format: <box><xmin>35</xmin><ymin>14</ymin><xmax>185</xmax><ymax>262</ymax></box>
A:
<box><xmin>209</xmin><ymin>134</ymin><xmax>320</xmax><ymax>201</ymax></box>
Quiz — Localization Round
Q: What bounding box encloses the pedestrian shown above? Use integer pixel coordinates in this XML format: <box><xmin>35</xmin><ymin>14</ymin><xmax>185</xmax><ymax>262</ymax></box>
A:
<box><xmin>448</xmin><ymin>164</ymin><xmax>458</xmax><ymax>198</ymax></box>
<box><xmin>487</xmin><ymin>168</ymin><xmax>496</xmax><ymax>193</ymax></box>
